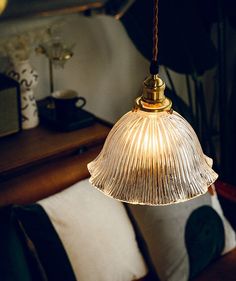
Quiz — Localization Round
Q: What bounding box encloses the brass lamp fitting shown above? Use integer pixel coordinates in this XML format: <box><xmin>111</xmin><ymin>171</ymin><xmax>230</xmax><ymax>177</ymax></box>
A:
<box><xmin>134</xmin><ymin>74</ymin><xmax>172</xmax><ymax>112</ymax></box>
<box><xmin>0</xmin><ymin>0</ymin><xmax>7</xmax><ymax>14</ymax></box>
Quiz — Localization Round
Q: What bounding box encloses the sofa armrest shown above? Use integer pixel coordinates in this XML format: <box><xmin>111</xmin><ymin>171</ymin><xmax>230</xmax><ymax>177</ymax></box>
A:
<box><xmin>215</xmin><ymin>181</ymin><xmax>236</xmax><ymax>203</ymax></box>
<box><xmin>193</xmin><ymin>248</ymin><xmax>236</xmax><ymax>281</ymax></box>
<box><xmin>215</xmin><ymin>180</ymin><xmax>236</xmax><ymax>231</ymax></box>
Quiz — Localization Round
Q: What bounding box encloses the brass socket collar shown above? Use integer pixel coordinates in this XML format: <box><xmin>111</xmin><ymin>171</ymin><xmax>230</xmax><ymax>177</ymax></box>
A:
<box><xmin>134</xmin><ymin>74</ymin><xmax>172</xmax><ymax>112</ymax></box>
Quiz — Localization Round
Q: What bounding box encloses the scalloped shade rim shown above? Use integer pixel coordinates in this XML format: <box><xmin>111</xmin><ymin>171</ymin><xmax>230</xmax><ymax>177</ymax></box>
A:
<box><xmin>88</xmin><ymin>110</ymin><xmax>218</xmax><ymax>206</ymax></box>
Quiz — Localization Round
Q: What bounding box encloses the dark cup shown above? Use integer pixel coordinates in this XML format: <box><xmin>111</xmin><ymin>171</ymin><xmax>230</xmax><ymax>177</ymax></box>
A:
<box><xmin>52</xmin><ymin>90</ymin><xmax>86</xmax><ymax>121</ymax></box>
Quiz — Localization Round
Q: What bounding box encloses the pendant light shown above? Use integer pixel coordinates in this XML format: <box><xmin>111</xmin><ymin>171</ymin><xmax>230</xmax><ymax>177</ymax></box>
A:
<box><xmin>88</xmin><ymin>0</ymin><xmax>218</xmax><ymax>205</ymax></box>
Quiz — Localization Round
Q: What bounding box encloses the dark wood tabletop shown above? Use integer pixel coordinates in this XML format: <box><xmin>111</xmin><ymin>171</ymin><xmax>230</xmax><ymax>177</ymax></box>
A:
<box><xmin>0</xmin><ymin>121</ymin><xmax>110</xmax><ymax>180</ymax></box>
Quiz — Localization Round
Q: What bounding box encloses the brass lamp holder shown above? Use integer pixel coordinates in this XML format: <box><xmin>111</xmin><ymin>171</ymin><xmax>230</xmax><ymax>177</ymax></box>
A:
<box><xmin>134</xmin><ymin>74</ymin><xmax>172</xmax><ymax>112</ymax></box>
<box><xmin>133</xmin><ymin>0</ymin><xmax>172</xmax><ymax>113</ymax></box>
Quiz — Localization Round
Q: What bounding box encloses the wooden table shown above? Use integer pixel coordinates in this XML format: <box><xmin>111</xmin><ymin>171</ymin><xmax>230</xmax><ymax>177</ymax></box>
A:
<box><xmin>0</xmin><ymin>121</ymin><xmax>110</xmax><ymax>206</ymax></box>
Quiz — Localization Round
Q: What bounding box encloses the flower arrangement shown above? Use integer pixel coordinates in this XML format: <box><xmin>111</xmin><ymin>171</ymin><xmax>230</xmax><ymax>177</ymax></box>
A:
<box><xmin>0</xmin><ymin>26</ymin><xmax>51</xmax><ymax>63</ymax></box>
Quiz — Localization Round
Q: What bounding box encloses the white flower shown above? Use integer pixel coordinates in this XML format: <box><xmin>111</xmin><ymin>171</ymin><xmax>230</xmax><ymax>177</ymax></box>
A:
<box><xmin>0</xmin><ymin>26</ymin><xmax>51</xmax><ymax>62</ymax></box>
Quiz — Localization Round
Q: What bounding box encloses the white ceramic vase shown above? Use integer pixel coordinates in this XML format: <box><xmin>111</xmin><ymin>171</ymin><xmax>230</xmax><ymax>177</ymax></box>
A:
<box><xmin>7</xmin><ymin>60</ymin><xmax>39</xmax><ymax>130</ymax></box>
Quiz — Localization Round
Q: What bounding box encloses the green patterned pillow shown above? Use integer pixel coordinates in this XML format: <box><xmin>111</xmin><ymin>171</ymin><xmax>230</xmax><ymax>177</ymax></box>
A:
<box><xmin>0</xmin><ymin>207</ymin><xmax>33</xmax><ymax>281</ymax></box>
<box><xmin>129</xmin><ymin>188</ymin><xmax>236</xmax><ymax>281</ymax></box>
<box><xmin>13</xmin><ymin>204</ymin><xmax>77</xmax><ymax>281</ymax></box>
<box><xmin>185</xmin><ymin>205</ymin><xmax>225</xmax><ymax>279</ymax></box>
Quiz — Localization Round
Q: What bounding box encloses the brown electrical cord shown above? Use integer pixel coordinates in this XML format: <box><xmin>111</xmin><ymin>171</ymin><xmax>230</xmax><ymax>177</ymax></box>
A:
<box><xmin>150</xmin><ymin>0</ymin><xmax>159</xmax><ymax>75</ymax></box>
<box><xmin>153</xmin><ymin>0</ymin><xmax>158</xmax><ymax>62</ymax></box>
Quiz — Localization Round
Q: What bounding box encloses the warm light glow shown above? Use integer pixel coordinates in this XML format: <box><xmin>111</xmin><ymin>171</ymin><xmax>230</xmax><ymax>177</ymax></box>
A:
<box><xmin>88</xmin><ymin>109</ymin><xmax>218</xmax><ymax>205</ymax></box>
<box><xmin>0</xmin><ymin>0</ymin><xmax>7</xmax><ymax>14</ymax></box>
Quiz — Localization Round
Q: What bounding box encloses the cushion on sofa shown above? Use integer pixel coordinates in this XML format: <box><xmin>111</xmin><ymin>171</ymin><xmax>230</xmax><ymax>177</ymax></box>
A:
<box><xmin>0</xmin><ymin>207</ymin><xmax>33</xmax><ymax>281</ymax></box>
<box><xmin>129</xmin><ymin>186</ymin><xmax>236</xmax><ymax>281</ymax></box>
<box><xmin>15</xmin><ymin>179</ymin><xmax>148</xmax><ymax>281</ymax></box>
<box><xmin>13</xmin><ymin>204</ymin><xmax>77</xmax><ymax>281</ymax></box>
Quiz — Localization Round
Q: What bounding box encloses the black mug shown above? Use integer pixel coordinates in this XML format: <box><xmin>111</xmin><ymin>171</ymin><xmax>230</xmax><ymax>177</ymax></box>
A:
<box><xmin>52</xmin><ymin>90</ymin><xmax>86</xmax><ymax>121</ymax></box>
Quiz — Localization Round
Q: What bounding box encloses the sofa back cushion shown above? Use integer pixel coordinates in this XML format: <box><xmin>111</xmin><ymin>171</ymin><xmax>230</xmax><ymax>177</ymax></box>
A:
<box><xmin>14</xmin><ymin>179</ymin><xmax>148</xmax><ymax>281</ymax></box>
<box><xmin>0</xmin><ymin>207</ymin><xmax>33</xmax><ymax>281</ymax></box>
<box><xmin>129</xmin><ymin>187</ymin><xmax>236</xmax><ymax>281</ymax></box>
<box><xmin>14</xmin><ymin>204</ymin><xmax>77</xmax><ymax>281</ymax></box>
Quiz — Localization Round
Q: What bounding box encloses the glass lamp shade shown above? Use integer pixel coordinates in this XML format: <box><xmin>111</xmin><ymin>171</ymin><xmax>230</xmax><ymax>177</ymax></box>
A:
<box><xmin>88</xmin><ymin>109</ymin><xmax>218</xmax><ymax>205</ymax></box>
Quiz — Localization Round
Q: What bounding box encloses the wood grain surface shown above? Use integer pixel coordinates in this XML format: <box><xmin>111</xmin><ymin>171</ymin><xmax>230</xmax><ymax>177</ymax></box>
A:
<box><xmin>0</xmin><ymin>122</ymin><xmax>110</xmax><ymax>180</ymax></box>
<box><xmin>0</xmin><ymin>145</ymin><xmax>103</xmax><ymax>206</ymax></box>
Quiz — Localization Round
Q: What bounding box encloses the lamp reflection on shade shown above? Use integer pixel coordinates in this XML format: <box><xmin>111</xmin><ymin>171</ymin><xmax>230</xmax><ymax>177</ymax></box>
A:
<box><xmin>88</xmin><ymin>75</ymin><xmax>218</xmax><ymax>205</ymax></box>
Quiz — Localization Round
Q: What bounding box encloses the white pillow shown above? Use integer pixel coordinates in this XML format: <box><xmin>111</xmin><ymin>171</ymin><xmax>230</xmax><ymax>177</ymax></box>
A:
<box><xmin>129</xmin><ymin>187</ymin><xmax>236</xmax><ymax>281</ymax></box>
<box><xmin>39</xmin><ymin>179</ymin><xmax>147</xmax><ymax>281</ymax></box>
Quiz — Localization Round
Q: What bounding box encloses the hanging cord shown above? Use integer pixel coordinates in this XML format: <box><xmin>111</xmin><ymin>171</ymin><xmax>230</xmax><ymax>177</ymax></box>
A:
<box><xmin>150</xmin><ymin>0</ymin><xmax>159</xmax><ymax>75</ymax></box>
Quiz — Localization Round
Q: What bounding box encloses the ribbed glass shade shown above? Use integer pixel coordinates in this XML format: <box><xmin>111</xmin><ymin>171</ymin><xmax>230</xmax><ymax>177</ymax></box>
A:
<box><xmin>88</xmin><ymin>109</ymin><xmax>218</xmax><ymax>205</ymax></box>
